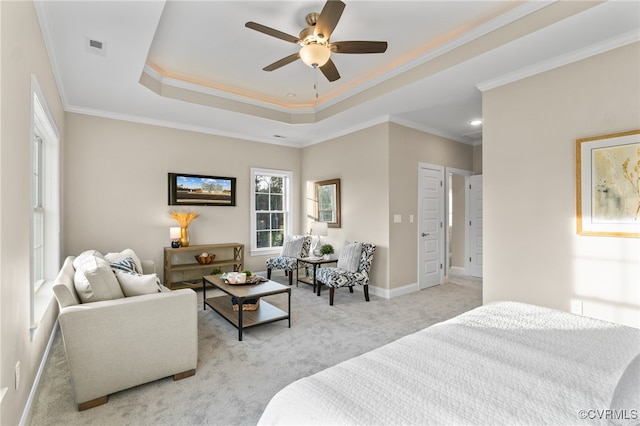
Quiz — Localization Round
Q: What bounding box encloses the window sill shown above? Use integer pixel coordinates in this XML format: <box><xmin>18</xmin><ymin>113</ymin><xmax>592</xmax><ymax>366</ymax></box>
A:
<box><xmin>250</xmin><ymin>248</ymin><xmax>281</xmax><ymax>257</ymax></box>
<box><xmin>31</xmin><ymin>279</ymin><xmax>55</xmax><ymax>338</ymax></box>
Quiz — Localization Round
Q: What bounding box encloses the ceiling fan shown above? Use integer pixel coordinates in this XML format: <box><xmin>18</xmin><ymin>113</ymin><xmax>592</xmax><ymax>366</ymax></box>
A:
<box><xmin>245</xmin><ymin>0</ymin><xmax>388</xmax><ymax>82</ymax></box>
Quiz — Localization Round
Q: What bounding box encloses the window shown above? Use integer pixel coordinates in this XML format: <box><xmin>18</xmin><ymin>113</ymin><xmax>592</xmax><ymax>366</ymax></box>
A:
<box><xmin>315</xmin><ymin>178</ymin><xmax>341</xmax><ymax>228</ymax></box>
<box><xmin>251</xmin><ymin>168</ymin><xmax>292</xmax><ymax>255</ymax></box>
<box><xmin>30</xmin><ymin>76</ymin><xmax>61</xmax><ymax>333</ymax></box>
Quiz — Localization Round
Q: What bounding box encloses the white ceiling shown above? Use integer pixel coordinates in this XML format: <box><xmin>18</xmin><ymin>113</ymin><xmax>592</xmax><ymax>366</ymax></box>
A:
<box><xmin>35</xmin><ymin>1</ymin><xmax>640</xmax><ymax>147</ymax></box>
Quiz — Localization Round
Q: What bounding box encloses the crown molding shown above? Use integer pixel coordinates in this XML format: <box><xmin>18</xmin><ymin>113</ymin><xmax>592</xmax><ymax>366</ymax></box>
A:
<box><xmin>64</xmin><ymin>105</ymin><xmax>302</xmax><ymax>148</ymax></box>
<box><xmin>477</xmin><ymin>29</ymin><xmax>640</xmax><ymax>92</ymax></box>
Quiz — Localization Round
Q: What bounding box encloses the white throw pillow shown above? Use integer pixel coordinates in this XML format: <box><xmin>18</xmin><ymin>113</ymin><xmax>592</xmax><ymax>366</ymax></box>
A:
<box><xmin>337</xmin><ymin>241</ymin><xmax>362</xmax><ymax>273</ymax></box>
<box><xmin>72</xmin><ymin>250</ymin><xmax>104</xmax><ymax>269</ymax></box>
<box><xmin>115</xmin><ymin>272</ymin><xmax>162</xmax><ymax>297</ymax></box>
<box><xmin>281</xmin><ymin>235</ymin><xmax>306</xmax><ymax>258</ymax></box>
<box><xmin>73</xmin><ymin>255</ymin><xmax>124</xmax><ymax>303</ymax></box>
<box><xmin>104</xmin><ymin>248</ymin><xmax>143</xmax><ymax>274</ymax></box>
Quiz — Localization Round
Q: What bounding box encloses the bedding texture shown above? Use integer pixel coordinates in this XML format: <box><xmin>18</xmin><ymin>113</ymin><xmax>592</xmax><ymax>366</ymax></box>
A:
<box><xmin>258</xmin><ymin>302</ymin><xmax>640</xmax><ymax>425</ymax></box>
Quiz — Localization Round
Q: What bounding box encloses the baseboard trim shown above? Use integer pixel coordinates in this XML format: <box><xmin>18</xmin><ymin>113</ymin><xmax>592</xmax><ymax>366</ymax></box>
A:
<box><xmin>20</xmin><ymin>320</ymin><xmax>59</xmax><ymax>426</ymax></box>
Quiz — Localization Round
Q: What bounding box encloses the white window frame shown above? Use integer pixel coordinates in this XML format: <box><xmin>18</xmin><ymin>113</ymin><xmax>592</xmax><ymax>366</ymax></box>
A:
<box><xmin>250</xmin><ymin>168</ymin><xmax>292</xmax><ymax>256</ymax></box>
<box><xmin>30</xmin><ymin>75</ymin><xmax>61</xmax><ymax>336</ymax></box>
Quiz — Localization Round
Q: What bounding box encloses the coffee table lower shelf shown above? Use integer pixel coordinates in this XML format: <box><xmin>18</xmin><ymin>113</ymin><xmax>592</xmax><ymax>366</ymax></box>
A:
<box><xmin>204</xmin><ymin>295</ymin><xmax>290</xmax><ymax>341</ymax></box>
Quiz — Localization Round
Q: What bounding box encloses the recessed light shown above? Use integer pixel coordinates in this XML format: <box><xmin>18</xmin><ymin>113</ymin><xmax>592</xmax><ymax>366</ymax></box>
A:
<box><xmin>287</xmin><ymin>93</ymin><xmax>296</xmax><ymax>98</ymax></box>
<box><xmin>469</xmin><ymin>119</ymin><xmax>482</xmax><ymax>126</ymax></box>
<box><xmin>273</xmin><ymin>135</ymin><xmax>287</xmax><ymax>139</ymax></box>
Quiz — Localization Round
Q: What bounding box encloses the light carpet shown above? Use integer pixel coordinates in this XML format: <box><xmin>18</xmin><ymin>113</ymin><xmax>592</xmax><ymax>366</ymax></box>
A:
<box><xmin>28</xmin><ymin>275</ymin><xmax>482</xmax><ymax>426</ymax></box>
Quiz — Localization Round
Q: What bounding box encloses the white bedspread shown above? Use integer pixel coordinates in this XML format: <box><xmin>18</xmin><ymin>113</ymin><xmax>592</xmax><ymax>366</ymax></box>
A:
<box><xmin>258</xmin><ymin>302</ymin><xmax>640</xmax><ymax>425</ymax></box>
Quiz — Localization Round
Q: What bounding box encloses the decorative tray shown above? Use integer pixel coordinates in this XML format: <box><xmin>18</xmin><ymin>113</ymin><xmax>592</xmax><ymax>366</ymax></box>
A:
<box><xmin>220</xmin><ymin>273</ymin><xmax>268</xmax><ymax>285</ymax></box>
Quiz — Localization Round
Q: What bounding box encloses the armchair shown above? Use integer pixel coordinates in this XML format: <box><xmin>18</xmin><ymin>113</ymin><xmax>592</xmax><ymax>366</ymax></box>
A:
<box><xmin>316</xmin><ymin>242</ymin><xmax>376</xmax><ymax>305</ymax></box>
<box><xmin>266</xmin><ymin>235</ymin><xmax>312</xmax><ymax>285</ymax></box>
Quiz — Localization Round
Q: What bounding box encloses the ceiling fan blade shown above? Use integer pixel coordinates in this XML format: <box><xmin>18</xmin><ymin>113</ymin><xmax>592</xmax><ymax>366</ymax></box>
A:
<box><xmin>314</xmin><ymin>0</ymin><xmax>345</xmax><ymax>41</ymax></box>
<box><xmin>245</xmin><ymin>21</ymin><xmax>299</xmax><ymax>44</ymax></box>
<box><xmin>320</xmin><ymin>58</ymin><xmax>340</xmax><ymax>82</ymax></box>
<box><xmin>331</xmin><ymin>41</ymin><xmax>388</xmax><ymax>54</ymax></box>
<box><xmin>263</xmin><ymin>52</ymin><xmax>300</xmax><ymax>71</ymax></box>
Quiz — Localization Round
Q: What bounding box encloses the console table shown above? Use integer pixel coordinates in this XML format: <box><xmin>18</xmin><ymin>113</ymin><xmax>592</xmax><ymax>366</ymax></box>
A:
<box><xmin>164</xmin><ymin>243</ymin><xmax>244</xmax><ymax>290</ymax></box>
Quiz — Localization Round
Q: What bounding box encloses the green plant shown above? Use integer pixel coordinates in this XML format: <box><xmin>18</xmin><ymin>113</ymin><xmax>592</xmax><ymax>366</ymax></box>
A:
<box><xmin>320</xmin><ymin>244</ymin><xmax>334</xmax><ymax>255</ymax></box>
<box><xmin>242</xmin><ymin>270</ymin><xmax>252</xmax><ymax>277</ymax></box>
<box><xmin>211</xmin><ymin>268</ymin><xmax>223</xmax><ymax>275</ymax></box>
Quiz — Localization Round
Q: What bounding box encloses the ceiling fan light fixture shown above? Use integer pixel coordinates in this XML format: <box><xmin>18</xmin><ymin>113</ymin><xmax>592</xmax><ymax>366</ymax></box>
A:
<box><xmin>299</xmin><ymin>43</ymin><xmax>330</xmax><ymax>68</ymax></box>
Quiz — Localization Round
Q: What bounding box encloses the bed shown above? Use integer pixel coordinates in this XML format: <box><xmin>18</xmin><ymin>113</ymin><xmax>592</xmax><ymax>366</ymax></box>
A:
<box><xmin>258</xmin><ymin>301</ymin><xmax>640</xmax><ymax>425</ymax></box>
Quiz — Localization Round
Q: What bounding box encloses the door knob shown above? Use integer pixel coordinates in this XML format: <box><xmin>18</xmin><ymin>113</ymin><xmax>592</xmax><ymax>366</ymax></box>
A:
<box><xmin>421</xmin><ymin>233</ymin><xmax>430</xmax><ymax>237</ymax></box>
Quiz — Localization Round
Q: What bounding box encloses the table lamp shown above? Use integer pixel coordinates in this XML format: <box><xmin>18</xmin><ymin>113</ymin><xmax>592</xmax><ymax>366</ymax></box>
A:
<box><xmin>310</xmin><ymin>221</ymin><xmax>328</xmax><ymax>256</ymax></box>
<box><xmin>170</xmin><ymin>227</ymin><xmax>181</xmax><ymax>248</ymax></box>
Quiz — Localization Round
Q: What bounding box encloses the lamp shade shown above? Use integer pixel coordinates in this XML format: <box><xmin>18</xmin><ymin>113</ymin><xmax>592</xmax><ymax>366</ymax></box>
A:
<box><xmin>169</xmin><ymin>227</ymin><xmax>181</xmax><ymax>239</ymax></box>
<box><xmin>299</xmin><ymin>44</ymin><xmax>331</xmax><ymax>68</ymax></box>
<box><xmin>310</xmin><ymin>221</ymin><xmax>328</xmax><ymax>237</ymax></box>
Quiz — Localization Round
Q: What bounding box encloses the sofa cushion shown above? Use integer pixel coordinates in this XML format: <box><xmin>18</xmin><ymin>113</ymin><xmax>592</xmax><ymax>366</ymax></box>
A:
<box><xmin>73</xmin><ymin>255</ymin><xmax>124</xmax><ymax>303</ymax></box>
<box><xmin>337</xmin><ymin>241</ymin><xmax>362</xmax><ymax>273</ymax></box>
<box><xmin>104</xmin><ymin>249</ymin><xmax>143</xmax><ymax>274</ymax></box>
<box><xmin>72</xmin><ymin>250</ymin><xmax>104</xmax><ymax>269</ymax></box>
<box><xmin>109</xmin><ymin>256</ymin><xmax>142</xmax><ymax>275</ymax></box>
<box><xmin>115</xmin><ymin>272</ymin><xmax>163</xmax><ymax>297</ymax></box>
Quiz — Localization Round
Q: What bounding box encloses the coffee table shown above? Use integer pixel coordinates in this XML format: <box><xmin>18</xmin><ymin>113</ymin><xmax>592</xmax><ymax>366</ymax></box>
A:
<box><xmin>202</xmin><ymin>275</ymin><xmax>291</xmax><ymax>341</ymax></box>
<box><xmin>296</xmin><ymin>257</ymin><xmax>337</xmax><ymax>296</ymax></box>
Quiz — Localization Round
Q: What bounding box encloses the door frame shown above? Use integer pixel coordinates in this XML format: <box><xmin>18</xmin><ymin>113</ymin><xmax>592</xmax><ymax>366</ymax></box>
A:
<box><xmin>417</xmin><ymin>162</ymin><xmax>445</xmax><ymax>289</ymax></box>
<box><xmin>444</xmin><ymin>167</ymin><xmax>472</xmax><ymax>278</ymax></box>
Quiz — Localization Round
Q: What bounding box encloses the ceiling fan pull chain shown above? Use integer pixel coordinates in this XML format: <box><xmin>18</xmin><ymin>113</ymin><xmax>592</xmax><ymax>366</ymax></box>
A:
<box><xmin>313</xmin><ymin>64</ymin><xmax>319</xmax><ymax>99</ymax></box>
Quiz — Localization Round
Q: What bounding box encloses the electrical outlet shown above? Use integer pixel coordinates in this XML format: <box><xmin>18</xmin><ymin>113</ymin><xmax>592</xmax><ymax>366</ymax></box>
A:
<box><xmin>570</xmin><ymin>300</ymin><xmax>583</xmax><ymax>315</ymax></box>
<box><xmin>15</xmin><ymin>361</ymin><xmax>21</xmax><ymax>390</ymax></box>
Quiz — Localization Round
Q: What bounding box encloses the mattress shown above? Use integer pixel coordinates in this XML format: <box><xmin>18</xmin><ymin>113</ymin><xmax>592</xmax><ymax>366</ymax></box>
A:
<box><xmin>258</xmin><ymin>301</ymin><xmax>640</xmax><ymax>425</ymax></box>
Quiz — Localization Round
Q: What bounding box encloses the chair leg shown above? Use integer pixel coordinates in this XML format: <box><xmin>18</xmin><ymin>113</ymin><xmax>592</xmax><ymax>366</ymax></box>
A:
<box><xmin>364</xmin><ymin>284</ymin><xmax>370</xmax><ymax>302</ymax></box>
<box><xmin>267</xmin><ymin>268</ymin><xmax>272</xmax><ymax>279</ymax></box>
<box><xmin>288</xmin><ymin>271</ymin><xmax>293</xmax><ymax>286</ymax></box>
<box><xmin>349</xmin><ymin>286</ymin><xmax>354</xmax><ymax>293</ymax></box>
<box><xmin>329</xmin><ymin>287</ymin><xmax>335</xmax><ymax>306</ymax></box>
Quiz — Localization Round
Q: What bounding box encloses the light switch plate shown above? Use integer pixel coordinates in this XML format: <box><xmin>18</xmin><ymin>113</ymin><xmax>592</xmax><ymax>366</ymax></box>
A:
<box><xmin>393</xmin><ymin>214</ymin><xmax>402</xmax><ymax>223</ymax></box>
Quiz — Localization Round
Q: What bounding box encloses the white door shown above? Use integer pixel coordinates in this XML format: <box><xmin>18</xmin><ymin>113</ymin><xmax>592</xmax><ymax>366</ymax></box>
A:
<box><xmin>418</xmin><ymin>164</ymin><xmax>444</xmax><ymax>289</ymax></box>
<box><xmin>468</xmin><ymin>175</ymin><xmax>483</xmax><ymax>277</ymax></box>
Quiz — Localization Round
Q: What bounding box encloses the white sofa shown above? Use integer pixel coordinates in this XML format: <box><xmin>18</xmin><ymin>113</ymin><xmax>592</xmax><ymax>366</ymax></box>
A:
<box><xmin>53</xmin><ymin>253</ymin><xmax>198</xmax><ymax>411</ymax></box>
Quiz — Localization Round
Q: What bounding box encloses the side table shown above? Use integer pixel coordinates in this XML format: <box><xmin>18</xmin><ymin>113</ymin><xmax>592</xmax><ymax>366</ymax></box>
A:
<box><xmin>296</xmin><ymin>257</ymin><xmax>337</xmax><ymax>296</ymax></box>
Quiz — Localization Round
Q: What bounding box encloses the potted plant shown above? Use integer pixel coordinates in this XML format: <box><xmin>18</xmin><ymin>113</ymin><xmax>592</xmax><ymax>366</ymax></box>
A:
<box><xmin>320</xmin><ymin>244</ymin><xmax>334</xmax><ymax>260</ymax></box>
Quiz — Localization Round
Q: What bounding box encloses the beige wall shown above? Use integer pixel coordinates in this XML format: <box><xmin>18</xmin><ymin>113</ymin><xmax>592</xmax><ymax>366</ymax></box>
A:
<box><xmin>473</xmin><ymin>144</ymin><xmax>483</xmax><ymax>174</ymax></box>
<box><xmin>388</xmin><ymin>123</ymin><xmax>474</xmax><ymax>292</ymax></box>
<box><xmin>64</xmin><ymin>113</ymin><xmax>301</xmax><ymax>276</ymax></box>
<box><xmin>451</xmin><ymin>174</ymin><xmax>466</xmax><ymax>269</ymax></box>
<box><xmin>300</xmin><ymin>123</ymin><xmax>390</xmax><ymax>292</ymax></box>
<box><xmin>0</xmin><ymin>2</ymin><xmax>65</xmax><ymax>424</ymax></box>
<box><xmin>483</xmin><ymin>42</ymin><xmax>640</xmax><ymax>328</ymax></box>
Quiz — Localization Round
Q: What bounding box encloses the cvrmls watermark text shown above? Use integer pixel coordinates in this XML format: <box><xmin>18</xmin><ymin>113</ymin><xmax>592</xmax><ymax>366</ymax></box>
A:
<box><xmin>578</xmin><ymin>409</ymin><xmax>638</xmax><ymax>421</ymax></box>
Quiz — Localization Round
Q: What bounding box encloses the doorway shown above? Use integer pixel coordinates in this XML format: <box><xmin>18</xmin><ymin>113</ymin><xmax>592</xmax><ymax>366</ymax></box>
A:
<box><xmin>444</xmin><ymin>168</ymin><xmax>482</xmax><ymax>280</ymax></box>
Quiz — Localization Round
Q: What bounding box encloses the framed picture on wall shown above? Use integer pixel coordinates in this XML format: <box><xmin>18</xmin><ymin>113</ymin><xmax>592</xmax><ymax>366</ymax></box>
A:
<box><xmin>168</xmin><ymin>173</ymin><xmax>236</xmax><ymax>206</ymax></box>
<box><xmin>576</xmin><ymin>130</ymin><xmax>640</xmax><ymax>237</ymax></box>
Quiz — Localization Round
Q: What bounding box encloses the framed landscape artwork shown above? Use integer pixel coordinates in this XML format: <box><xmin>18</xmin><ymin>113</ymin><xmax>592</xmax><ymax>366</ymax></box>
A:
<box><xmin>168</xmin><ymin>173</ymin><xmax>236</xmax><ymax>206</ymax></box>
<box><xmin>576</xmin><ymin>130</ymin><xmax>640</xmax><ymax>237</ymax></box>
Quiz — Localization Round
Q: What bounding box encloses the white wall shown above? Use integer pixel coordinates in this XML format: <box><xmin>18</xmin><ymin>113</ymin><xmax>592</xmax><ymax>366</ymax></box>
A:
<box><xmin>0</xmin><ymin>2</ymin><xmax>65</xmax><ymax>424</ymax></box>
<box><xmin>483</xmin><ymin>42</ymin><xmax>640</xmax><ymax>328</ymax></box>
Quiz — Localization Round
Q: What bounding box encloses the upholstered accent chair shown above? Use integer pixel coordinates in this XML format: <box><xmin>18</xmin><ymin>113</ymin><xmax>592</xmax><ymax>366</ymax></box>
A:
<box><xmin>266</xmin><ymin>235</ymin><xmax>312</xmax><ymax>285</ymax></box>
<box><xmin>316</xmin><ymin>242</ymin><xmax>376</xmax><ymax>305</ymax></box>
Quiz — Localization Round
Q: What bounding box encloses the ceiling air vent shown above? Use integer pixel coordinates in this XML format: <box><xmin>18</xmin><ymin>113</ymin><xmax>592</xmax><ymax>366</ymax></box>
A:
<box><xmin>463</xmin><ymin>130</ymin><xmax>482</xmax><ymax>142</ymax></box>
<box><xmin>85</xmin><ymin>37</ymin><xmax>107</xmax><ymax>57</ymax></box>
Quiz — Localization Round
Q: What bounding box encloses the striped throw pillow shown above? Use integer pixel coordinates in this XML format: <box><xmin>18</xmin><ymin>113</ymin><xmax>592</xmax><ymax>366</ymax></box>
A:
<box><xmin>337</xmin><ymin>241</ymin><xmax>362</xmax><ymax>273</ymax></box>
